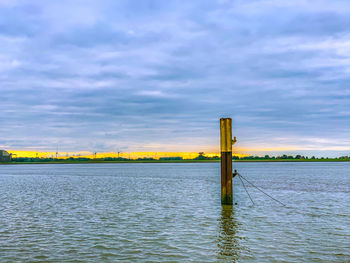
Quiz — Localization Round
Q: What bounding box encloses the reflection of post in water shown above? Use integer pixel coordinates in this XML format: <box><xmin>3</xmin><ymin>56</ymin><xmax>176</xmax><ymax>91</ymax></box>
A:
<box><xmin>217</xmin><ymin>205</ymin><xmax>241</xmax><ymax>262</ymax></box>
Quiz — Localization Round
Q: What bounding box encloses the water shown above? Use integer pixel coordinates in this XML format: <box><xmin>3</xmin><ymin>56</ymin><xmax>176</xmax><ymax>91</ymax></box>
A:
<box><xmin>0</xmin><ymin>162</ymin><xmax>349</xmax><ymax>262</ymax></box>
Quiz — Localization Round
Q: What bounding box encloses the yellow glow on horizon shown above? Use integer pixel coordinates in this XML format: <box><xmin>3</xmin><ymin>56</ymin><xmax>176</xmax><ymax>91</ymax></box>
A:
<box><xmin>8</xmin><ymin>150</ymin><xmax>247</xmax><ymax>159</ymax></box>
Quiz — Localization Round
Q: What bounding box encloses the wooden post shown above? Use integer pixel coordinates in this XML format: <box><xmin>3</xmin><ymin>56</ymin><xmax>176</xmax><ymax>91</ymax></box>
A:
<box><xmin>220</xmin><ymin>118</ymin><xmax>233</xmax><ymax>205</ymax></box>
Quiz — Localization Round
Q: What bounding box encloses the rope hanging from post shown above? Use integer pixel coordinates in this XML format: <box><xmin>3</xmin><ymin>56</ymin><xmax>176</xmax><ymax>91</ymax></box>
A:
<box><xmin>237</xmin><ymin>174</ymin><xmax>255</xmax><ymax>205</ymax></box>
<box><xmin>237</xmin><ymin>173</ymin><xmax>287</xmax><ymax>207</ymax></box>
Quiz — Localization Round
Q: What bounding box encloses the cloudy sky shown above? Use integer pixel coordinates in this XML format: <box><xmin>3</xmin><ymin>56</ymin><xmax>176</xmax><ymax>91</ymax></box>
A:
<box><xmin>0</xmin><ymin>0</ymin><xmax>349</xmax><ymax>156</ymax></box>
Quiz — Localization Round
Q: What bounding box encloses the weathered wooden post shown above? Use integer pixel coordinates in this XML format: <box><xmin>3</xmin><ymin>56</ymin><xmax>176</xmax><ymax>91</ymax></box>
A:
<box><xmin>220</xmin><ymin>118</ymin><xmax>235</xmax><ymax>205</ymax></box>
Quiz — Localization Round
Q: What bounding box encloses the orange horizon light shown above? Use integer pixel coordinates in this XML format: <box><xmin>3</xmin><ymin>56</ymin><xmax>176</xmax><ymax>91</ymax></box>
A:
<box><xmin>7</xmin><ymin>150</ymin><xmax>247</xmax><ymax>159</ymax></box>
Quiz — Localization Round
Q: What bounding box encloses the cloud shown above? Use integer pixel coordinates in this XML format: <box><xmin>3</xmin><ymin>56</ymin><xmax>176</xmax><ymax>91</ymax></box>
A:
<box><xmin>0</xmin><ymin>0</ymin><xmax>349</xmax><ymax>155</ymax></box>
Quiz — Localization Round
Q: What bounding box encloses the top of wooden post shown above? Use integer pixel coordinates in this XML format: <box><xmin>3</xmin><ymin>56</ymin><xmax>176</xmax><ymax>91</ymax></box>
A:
<box><xmin>220</xmin><ymin>118</ymin><xmax>232</xmax><ymax>152</ymax></box>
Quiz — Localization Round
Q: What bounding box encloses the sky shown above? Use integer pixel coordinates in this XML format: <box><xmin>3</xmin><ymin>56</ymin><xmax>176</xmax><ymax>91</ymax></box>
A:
<box><xmin>0</xmin><ymin>0</ymin><xmax>349</xmax><ymax>157</ymax></box>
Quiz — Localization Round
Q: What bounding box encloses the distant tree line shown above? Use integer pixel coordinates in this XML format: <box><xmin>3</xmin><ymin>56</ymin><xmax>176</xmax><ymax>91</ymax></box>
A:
<box><xmin>9</xmin><ymin>154</ymin><xmax>350</xmax><ymax>163</ymax></box>
<box><xmin>234</xmin><ymin>155</ymin><xmax>350</xmax><ymax>160</ymax></box>
<box><xmin>194</xmin><ymin>152</ymin><xmax>220</xmax><ymax>160</ymax></box>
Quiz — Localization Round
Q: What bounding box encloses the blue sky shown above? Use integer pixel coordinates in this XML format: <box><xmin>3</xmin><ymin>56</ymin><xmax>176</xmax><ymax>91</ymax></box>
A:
<box><xmin>0</xmin><ymin>0</ymin><xmax>349</xmax><ymax>156</ymax></box>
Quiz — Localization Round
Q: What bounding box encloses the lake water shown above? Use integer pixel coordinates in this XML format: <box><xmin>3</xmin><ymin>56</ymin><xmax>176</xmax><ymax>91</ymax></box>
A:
<box><xmin>0</xmin><ymin>162</ymin><xmax>349</xmax><ymax>262</ymax></box>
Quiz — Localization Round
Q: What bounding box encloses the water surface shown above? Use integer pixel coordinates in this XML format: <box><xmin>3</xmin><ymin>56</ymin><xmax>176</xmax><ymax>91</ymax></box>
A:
<box><xmin>0</xmin><ymin>162</ymin><xmax>349</xmax><ymax>262</ymax></box>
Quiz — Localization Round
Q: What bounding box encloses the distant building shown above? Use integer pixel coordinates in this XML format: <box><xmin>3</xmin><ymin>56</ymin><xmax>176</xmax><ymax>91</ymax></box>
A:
<box><xmin>0</xmin><ymin>150</ymin><xmax>12</xmax><ymax>162</ymax></box>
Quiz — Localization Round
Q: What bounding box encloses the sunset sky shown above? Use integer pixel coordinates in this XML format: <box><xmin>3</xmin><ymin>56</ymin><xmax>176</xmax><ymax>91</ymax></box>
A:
<box><xmin>0</xmin><ymin>0</ymin><xmax>349</xmax><ymax>157</ymax></box>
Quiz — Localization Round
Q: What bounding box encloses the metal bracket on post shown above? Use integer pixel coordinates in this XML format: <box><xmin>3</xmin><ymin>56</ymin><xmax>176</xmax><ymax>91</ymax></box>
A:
<box><xmin>232</xmin><ymin>136</ymin><xmax>237</xmax><ymax>146</ymax></box>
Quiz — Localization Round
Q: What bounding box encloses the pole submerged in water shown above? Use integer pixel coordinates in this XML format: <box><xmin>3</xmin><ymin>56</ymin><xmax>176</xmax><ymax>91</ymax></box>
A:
<box><xmin>220</xmin><ymin>118</ymin><xmax>235</xmax><ymax>205</ymax></box>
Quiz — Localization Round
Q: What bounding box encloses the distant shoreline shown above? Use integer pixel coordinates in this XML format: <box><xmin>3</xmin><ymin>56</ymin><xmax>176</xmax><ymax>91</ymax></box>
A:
<box><xmin>1</xmin><ymin>159</ymin><xmax>349</xmax><ymax>165</ymax></box>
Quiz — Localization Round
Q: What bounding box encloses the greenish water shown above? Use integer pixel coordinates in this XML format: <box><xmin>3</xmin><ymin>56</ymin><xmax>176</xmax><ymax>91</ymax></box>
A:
<box><xmin>0</xmin><ymin>162</ymin><xmax>349</xmax><ymax>262</ymax></box>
